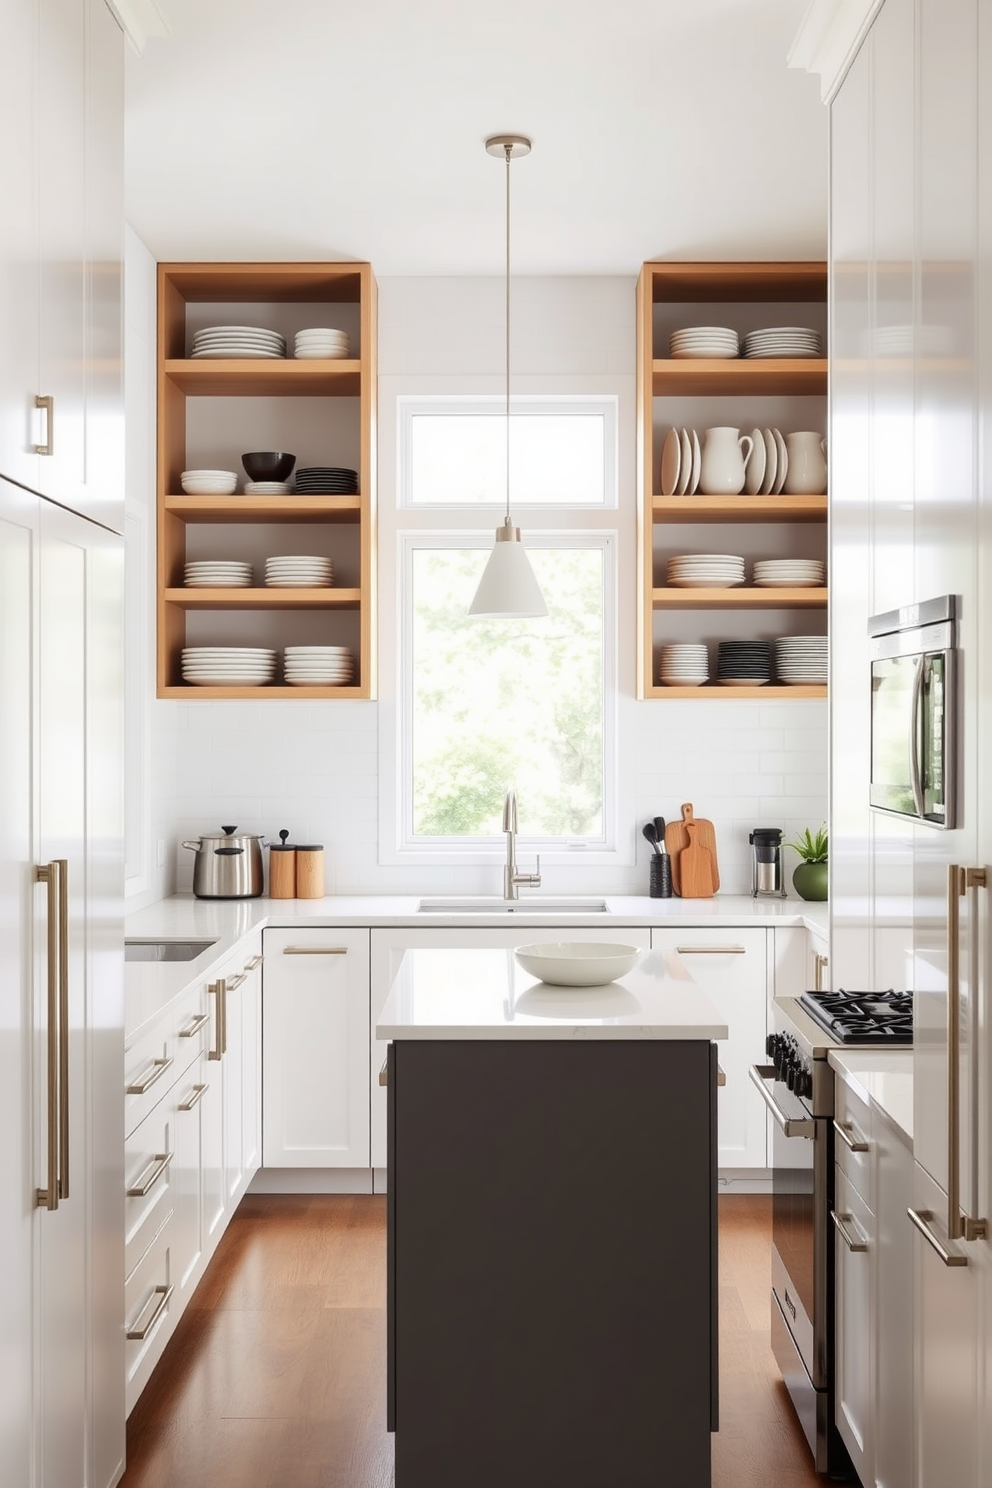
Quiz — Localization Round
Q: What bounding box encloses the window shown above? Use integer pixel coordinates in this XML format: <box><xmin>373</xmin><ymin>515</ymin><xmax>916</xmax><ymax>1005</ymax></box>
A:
<box><xmin>382</xmin><ymin>390</ymin><xmax>624</xmax><ymax>864</ymax></box>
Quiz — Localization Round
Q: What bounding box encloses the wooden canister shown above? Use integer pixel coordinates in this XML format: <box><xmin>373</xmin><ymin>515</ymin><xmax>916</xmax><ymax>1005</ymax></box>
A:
<box><xmin>295</xmin><ymin>845</ymin><xmax>325</xmax><ymax>899</ymax></box>
<box><xmin>268</xmin><ymin>840</ymin><xmax>296</xmax><ymax>899</ymax></box>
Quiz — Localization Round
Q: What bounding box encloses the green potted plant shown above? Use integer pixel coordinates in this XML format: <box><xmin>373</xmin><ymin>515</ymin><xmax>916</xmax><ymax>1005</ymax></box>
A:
<box><xmin>787</xmin><ymin>824</ymin><xmax>828</xmax><ymax>901</ymax></box>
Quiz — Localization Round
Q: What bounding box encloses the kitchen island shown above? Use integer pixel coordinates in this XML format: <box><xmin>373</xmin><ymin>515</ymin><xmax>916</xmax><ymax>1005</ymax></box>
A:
<box><xmin>377</xmin><ymin>947</ymin><xmax>729</xmax><ymax>1488</ymax></box>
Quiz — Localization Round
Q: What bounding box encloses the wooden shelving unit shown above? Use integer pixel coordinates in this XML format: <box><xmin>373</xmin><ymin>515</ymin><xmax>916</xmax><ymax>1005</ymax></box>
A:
<box><xmin>636</xmin><ymin>261</ymin><xmax>829</xmax><ymax>699</ymax></box>
<box><xmin>157</xmin><ymin>261</ymin><xmax>377</xmax><ymax>698</ymax></box>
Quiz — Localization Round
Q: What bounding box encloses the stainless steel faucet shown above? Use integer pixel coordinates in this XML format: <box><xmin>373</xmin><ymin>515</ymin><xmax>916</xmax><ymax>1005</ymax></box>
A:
<box><xmin>502</xmin><ymin>788</ymin><xmax>541</xmax><ymax>900</ymax></box>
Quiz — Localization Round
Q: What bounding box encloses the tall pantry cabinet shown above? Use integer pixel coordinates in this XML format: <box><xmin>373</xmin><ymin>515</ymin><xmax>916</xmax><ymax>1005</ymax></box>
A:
<box><xmin>0</xmin><ymin>3</ymin><xmax>125</xmax><ymax>1487</ymax></box>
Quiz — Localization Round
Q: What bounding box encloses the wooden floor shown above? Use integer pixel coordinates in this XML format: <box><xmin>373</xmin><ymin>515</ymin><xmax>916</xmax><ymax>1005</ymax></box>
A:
<box><xmin>121</xmin><ymin>1193</ymin><xmax>826</xmax><ymax>1488</ymax></box>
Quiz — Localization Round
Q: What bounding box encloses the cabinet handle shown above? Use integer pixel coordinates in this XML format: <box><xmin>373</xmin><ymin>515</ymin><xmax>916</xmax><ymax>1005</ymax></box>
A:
<box><xmin>244</xmin><ymin>954</ymin><xmax>264</xmax><ymax>970</ymax></box>
<box><xmin>378</xmin><ymin>1058</ymin><xmax>389</xmax><ymax>1088</ymax></box>
<box><xmin>33</xmin><ymin>394</ymin><xmax>54</xmax><ymax>455</ymax></box>
<box><xmin>126</xmin><ymin>1283</ymin><xmax>174</xmax><ymax>1341</ymax></box>
<box><xmin>226</xmin><ymin>971</ymin><xmax>247</xmax><ymax>990</ymax></box>
<box><xmin>126</xmin><ymin>1151</ymin><xmax>173</xmax><ymax>1198</ymax></box>
<box><xmin>179</xmin><ymin>1011</ymin><xmax>209</xmax><ymax>1039</ymax></box>
<box><xmin>675</xmin><ymin>945</ymin><xmax>746</xmax><ymax>955</ymax></box>
<box><xmin>946</xmin><ymin>866</ymin><xmax>989</xmax><ymax>1242</ymax></box>
<box><xmin>813</xmin><ymin>951</ymin><xmax>829</xmax><ymax>991</ymax></box>
<box><xmin>208</xmin><ymin>980</ymin><xmax>226</xmax><ymax>1060</ymax></box>
<box><xmin>748</xmin><ymin>1064</ymin><xmax>815</xmax><ymax>1138</ymax></box>
<box><xmin>282</xmin><ymin>945</ymin><xmax>348</xmax><ymax>955</ymax></box>
<box><xmin>126</xmin><ymin>1055</ymin><xmax>174</xmax><ymax>1096</ymax></box>
<box><xmin>178</xmin><ymin>1083</ymin><xmax>207</xmax><ymax>1112</ymax></box>
<box><xmin>716</xmin><ymin>1064</ymin><xmax>727</xmax><ymax>1087</ymax></box>
<box><xmin>907</xmin><ymin>1206</ymin><xmax>968</xmax><ymax>1267</ymax></box>
<box><xmin>833</xmin><ymin>1119</ymin><xmax>869</xmax><ymax>1153</ymax></box>
<box><xmin>35</xmin><ymin>858</ymin><xmax>68</xmax><ymax>1209</ymax></box>
<box><xmin>831</xmin><ymin>1209</ymin><xmax>868</xmax><ymax>1253</ymax></box>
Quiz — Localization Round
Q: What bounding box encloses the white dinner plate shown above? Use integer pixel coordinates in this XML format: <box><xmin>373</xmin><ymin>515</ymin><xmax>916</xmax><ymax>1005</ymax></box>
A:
<box><xmin>677</xmin><ymin>428</ymin><xmax>692</xmax><ymax>495</ymax></box>
<box><xmin>660</xmin><ymin>427</ymin><xmax>681</xmax><ymax>496</ymax></box>
<box><xmin>744</xmin><ymin>428</ymin><xmax>765</xmax><ymax>495</ymax></box>
<box><xmin>773</xmin><ymin>430</ymin><xmax>788</xmax><ymax>493</ymax></box>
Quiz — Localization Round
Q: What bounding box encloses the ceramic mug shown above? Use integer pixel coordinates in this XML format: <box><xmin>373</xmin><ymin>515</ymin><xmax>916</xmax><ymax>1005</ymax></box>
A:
<box><xmin>783</xmin><ymin>431</ymin><xmax>827</xmax><ymax>495</ymax></box>
<box><xmin>699</xmin><ymin>427</ymin><xmax>754</xmax><ymax>495</ymax></box>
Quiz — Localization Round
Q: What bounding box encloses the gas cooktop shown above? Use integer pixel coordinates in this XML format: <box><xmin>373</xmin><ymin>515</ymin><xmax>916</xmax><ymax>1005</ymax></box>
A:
<box><xmin>798</xmin><ymin>989</ymin><xmax>913</xmax><ymax>1045</ymax></box>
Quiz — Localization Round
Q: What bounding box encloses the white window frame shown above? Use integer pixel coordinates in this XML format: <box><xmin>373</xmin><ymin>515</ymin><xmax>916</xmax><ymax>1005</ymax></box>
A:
<box><xmin>377</xmin><ymin>375</ymin><xmax>636</xmax><ymax>871</ymax></box>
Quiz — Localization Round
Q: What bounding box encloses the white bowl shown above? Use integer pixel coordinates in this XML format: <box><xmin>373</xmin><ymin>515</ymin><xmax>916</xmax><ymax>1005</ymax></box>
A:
<box><xmin>514</xmin><ymin>942</ymin><xmax>642</xmax><ymax>987</ymax></box>
<box><xmin>181</xmin><ymin>476</ymin><xmax>238</xmax><ymax>495</ymax></box>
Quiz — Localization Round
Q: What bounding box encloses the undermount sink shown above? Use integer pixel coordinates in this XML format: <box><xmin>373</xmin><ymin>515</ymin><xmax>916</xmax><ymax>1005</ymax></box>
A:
<box><xmin>417</xmin><ymin>896</ymin><xmax>609</xmax><ymax>914</ymax></box>
<box><xmin>124</xmin><ymin>938</ymin><xmax>218</xmax><ymax>963</ymax></box>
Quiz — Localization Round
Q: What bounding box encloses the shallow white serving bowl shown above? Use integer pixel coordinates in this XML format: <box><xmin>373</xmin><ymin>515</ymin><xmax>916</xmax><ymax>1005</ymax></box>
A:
<box><xmin>514</xmin><ymin>942</ymin><xmax>642</xmax><ymax>988</ymax></box>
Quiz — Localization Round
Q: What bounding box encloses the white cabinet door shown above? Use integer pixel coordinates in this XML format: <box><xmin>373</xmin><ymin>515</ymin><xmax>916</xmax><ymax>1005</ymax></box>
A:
<box><xmin>0</xmin><ymin>0</ymin><xmax>40</xmax><ymax>491</ymax></box>
<box><xmin>651</xmin><ymin>927</ymin><xmax>767</xmax><ymax>1168</ymax></box>
<box><xmin>833</xmin><ymin>1169</ymin><xmax>873</xmax><ymax>1485</ymax></box>
<box><xmin>263</xmin><ymin>928</ymin><xmax>371</xmax><ymax>1168</ymax></box>
<box><xmin>369</xmin><ymin>926</ymin><xmax>653</xmax><ymax>1171</ymax></box>
<box><xmin>240</xmin><ymin>947</ymin><xmax>263</xmax><ymax>1181</ymax></box>
<box><xmin>200</xmin><ymin>1029</ymin><xmax>226</xmax><ymax>1252</ymax></box>
<box><xmin>172</xmin><ymin>1055</ymin><xmax>208</xmax><ymax>1305</ymax></box>
<box><xmin>873</xmin><ymin>1107</ymin><xmax>913</xmax><ymax>1488</ymax></box>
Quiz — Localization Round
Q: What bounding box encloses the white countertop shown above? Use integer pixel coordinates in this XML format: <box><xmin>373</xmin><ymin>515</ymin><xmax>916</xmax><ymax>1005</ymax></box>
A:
<box><xmin>376</xmin><ymin>946</ymin><xmax>730</xmax><ymax>1041</ymax></box>
<box><xmin>828</xmin><ymin>1049</ymin><xmax>914</xmax><ymax>1144</ymax></box>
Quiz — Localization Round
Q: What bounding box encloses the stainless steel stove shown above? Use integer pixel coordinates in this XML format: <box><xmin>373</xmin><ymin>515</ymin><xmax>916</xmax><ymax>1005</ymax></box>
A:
<box><xmin>749</xmin><ymin>991</ymin><xmax>913</xmax><ymax>1476</ymax></box>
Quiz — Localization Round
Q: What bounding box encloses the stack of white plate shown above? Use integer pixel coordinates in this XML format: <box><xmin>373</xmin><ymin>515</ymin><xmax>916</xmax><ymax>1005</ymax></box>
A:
<box><xmin>742</xmin><ymin>327</ymin><xmax>822</xmax><ymax>359</ymax></box>
<box><xmin>244</xmin><ymin>480</ymin><xmax>292</xmax><ymax>495</ymax></box>
<box><xmin>189</xmin><ymin>326</ymin><xmax>286</xmax><ymax>359</ymax></box>
<box><xmin>753</xmin><ymin>559</ymin><xmax>825</xmax><ymax>588</ymax></box>
<box><xmin>294</xmin><ymin>328</ymin><xmax>351</xmax><ymax>360</ymax></box>
<box><xmin>658</xmin><ymin>643</ymin><xmax>709</xmax><ymax>686</ymax></box>
<box><xmin>743</xmin><ymin>429</ymin><xmax>789</xmax><ymax>495</ymax></box>
<box><xmin>775</xmin><ymin>635</ymin><xmax>828</xmax><ymax>684</ymax></box>
<box><xmin>183</xmin><ymin>560</ymin><xmax>253</xmax><ymax>587</ymax></box>
<box><xmin>659</xmin><ymin>426</ymin><xmax>701</xmax><ymax>496</ymax></box>
<box><xmin>181</xmin><ymin>468</ymin><xmax>238</xmax><ymax>495</ymax></box>
<box><xmin>669</xmin><ymin>326</ymin><xmax>739</xmax><ymax>359</ymax></box>
<box><xmin>264</xmin><ymin>555</ymin><xmax>334</xmax><ymax>587</ymax></box>
<box><xmin>181</xmin><ymin>647</ymin><xmax>277</xmax><ymax>685</ymax></box>
<box><xmin>283</xmin><ymin>646</ymin><xmax>354</xmax><ymax>685</ymax></box>
<box><xmin>667</xmin><ymin>553</ymin><xmax>745</xmax><ymax>588</ymax></box>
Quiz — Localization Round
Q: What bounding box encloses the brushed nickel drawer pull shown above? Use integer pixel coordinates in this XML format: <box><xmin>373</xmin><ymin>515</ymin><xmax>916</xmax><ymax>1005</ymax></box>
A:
<box><xmin>244</xmin><ymin>953</ymin><xmax>264</xmax><ymax>970</ymax></box>
<box><xmin>126</xmin><ymin>1151</ymin><xmax>173</xmax><ymax>1197</ymax></box>
<box><xmin>282</xmin><ymin>945</ymin><xmax>348</xmax><ymax>955</ymax></box>
<box><xmin>126</xmin><ymin>1283</ymin><xmax>174</xmax><ymax>1341</ymax></box>
<box><xmin>833</xmin><ymin>1119</ymin><xmax>869</xmax><ymax>1153</ymax></box>
<box><xmin>675</xmin><ymin>945</ymin><xmax>746</xmax><ymax>955</ymax></box>
<box><xmin>126</xmin><ymin>1055</ymin><xmax>174</xmax><ymax>1096</ymax></box>
<box><xmin>33</xmin><ymin>394</ymin><xmax>54</xmax><ymax>455</ymax></box>
<box><xmin>908</xmin><ymin>1206</ymin><xmax>968</xmax><ymax>1267</ymax></box>
<box><xmin>717</xmin><ymin>1064</ymin><xmax>727</xmax><ymax>1087</ymax></box>
<box><xmin>179</xmin><ymin>1011</ymin><xmax>209</xmax><ymax>1039</ymax></box>
<box><xmin>831</xmin><ymin>1209</ymin><xmax>868</xmax><ymax>1252</ymax></box>
<box><xmin>378</xmin><ymin>1058</ymin><xmax>389</xmax><ymax>1088</ymax></box>
<box><xmin>178</xmin><ymin>1083</ymin><xmax>207</xmax><ymax>1112</ymax></box>
<box><xmin>225</xmin><ymin>971</ymin><xmax>247</xmax><ymax>990</ymax></box>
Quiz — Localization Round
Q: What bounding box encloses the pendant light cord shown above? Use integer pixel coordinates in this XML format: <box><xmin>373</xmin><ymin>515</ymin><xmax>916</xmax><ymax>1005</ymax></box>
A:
<box><xmin>504</xmin><ymin>142</ymin><xmax>512</xmax><ymax>529</ymax></box>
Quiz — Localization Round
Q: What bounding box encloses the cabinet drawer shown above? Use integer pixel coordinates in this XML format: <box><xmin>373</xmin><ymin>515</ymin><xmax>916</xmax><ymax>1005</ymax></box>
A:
<box><xmin>834</xmin><ymin>1078</ymin><xmax>873</xmax><ymax>1203</ymax></box>
<box><xmin>125</xmin><ymin>1207</ymin><xmax>176</xmax><ymax>1417</ymax></box>
<box><xmin>124</xmin><ymin>978</ymin><xmax>218</xmax><ymax>1137</ymax></box>
<box><xmin>125</xmin><ymin>1099</ymin><xmax>175</xmax><ymax>1279</ymax></box>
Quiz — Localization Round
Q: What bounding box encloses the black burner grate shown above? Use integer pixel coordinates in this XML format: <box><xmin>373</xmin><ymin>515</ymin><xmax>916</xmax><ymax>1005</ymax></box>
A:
<box><xmin>799</xmin><ymin>988</ymin><xmax>913</xmax><ymax>1044</ymax></box>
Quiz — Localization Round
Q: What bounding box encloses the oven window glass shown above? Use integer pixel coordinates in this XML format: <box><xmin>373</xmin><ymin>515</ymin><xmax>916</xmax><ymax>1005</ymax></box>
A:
<box><xmin>870</xmin><ymin>655</ymin><xmax>918</xmax><ymax>816</ymax></box>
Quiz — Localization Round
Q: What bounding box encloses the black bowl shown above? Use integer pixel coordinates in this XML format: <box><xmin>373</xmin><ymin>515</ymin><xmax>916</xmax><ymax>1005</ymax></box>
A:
<box><xmin>241</xmin><ymin>451</ymin><xmax>296</xmax><ymax>482</ymax></box>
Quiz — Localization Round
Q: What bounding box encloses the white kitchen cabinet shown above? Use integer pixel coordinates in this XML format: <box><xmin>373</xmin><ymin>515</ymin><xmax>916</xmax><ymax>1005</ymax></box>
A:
<box><xmin>0</xmin><ymin>0</ymin><xmax>123</xmax><ymax>532</ymax></box>
<box><xmin>0</xmin><ymin>476</ymin><xmax>124</xmax><ymax>1488</ymax></box>
<box><xmin>651</xmin><ymin>927</ymin><xmax>768</xmax><ymax>1169</ymax></box>
<box><xmin>833</xmin><ymin>1168</ymin><xmax>872</xmax><ymax>1483</ymax></box>
<box><xmin>262</xmin><ymin>927</ymin><xmax>372</xmax><ymax>1168</ymax></box>
<box><xmin>369</xmin><ymin>926</ymin><xmax>653</xmax><ymax>1173</ymax></box>
<box><xmin>223</xmin><ymin>941</ymin><xmax>263</xmax><ymax>1204</ymax></box>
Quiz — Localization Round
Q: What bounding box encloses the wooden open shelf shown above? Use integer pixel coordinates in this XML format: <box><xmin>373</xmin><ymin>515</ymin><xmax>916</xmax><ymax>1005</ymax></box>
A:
<box><xmin>163</xmin><ymin>359</ymin><xmax>361</xmax><ymax>397</ymax></box>
<box><xmin>652</xmin><ymin>495</ymin><xmax>827</xmax><ymax>523</ymax></box>
<box><xmin>164</xmin><ymin>587</ymin><xmax>362</xmax><ymax>611</ymax></box>
<box><xmin>652</xmin><ymin>586</ymin><xmax>828</xmax><ymax>609</ymax></box>
<box><xmin>163</xmin><ymin>494</ymin><xmax>362</xmax><ymax>523</ymax></box>
<box><xmin>651</xmin><ymin>358</ymin><xmax>827</xmax><ymax>397</ymax></box>
<box><xmin>158</xmin><ymin>683</ymin><xmax>366</xmax><ymax>700</ymax></box>
<box><xmin>644</xmin><ymin>684</ymin><xmax>827</xmax><ymax>700</ymax></box>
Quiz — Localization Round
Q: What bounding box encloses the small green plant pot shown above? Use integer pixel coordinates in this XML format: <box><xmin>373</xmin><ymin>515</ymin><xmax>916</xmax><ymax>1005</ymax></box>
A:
<box><xmin>793</xmin><ymin>861</ymin><xmax>828</xmax><ymax>902</ymax></box>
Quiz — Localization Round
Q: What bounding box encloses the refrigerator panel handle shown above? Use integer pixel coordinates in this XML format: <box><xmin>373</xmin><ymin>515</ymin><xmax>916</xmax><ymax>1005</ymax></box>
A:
<box><xmin>947</xmin><ymin>864</ymin><xmax>988</xmax><ymax>1244</ymax></box>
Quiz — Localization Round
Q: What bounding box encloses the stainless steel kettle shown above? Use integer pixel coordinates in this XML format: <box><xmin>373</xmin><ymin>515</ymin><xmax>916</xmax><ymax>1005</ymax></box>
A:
<box><xmin>182</xmin><ymin>826</ymin><xmax>265</xmax><ymax>898</ymax></box>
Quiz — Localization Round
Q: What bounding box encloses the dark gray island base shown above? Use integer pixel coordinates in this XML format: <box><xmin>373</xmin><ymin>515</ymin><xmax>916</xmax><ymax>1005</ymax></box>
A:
<box><xmin>387</xmin><ymin>1037</ymin><xmax>718</xmax><ymax>1488</ymax></box>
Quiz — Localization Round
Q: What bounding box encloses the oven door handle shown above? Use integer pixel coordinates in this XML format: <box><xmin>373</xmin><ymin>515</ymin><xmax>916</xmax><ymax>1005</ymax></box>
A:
<box><xmin>908</xmin><ymin>653</ymin><xmax>926</xmax><ymax>818</ymax></box>
<box><xmin>748</xmin><ymin>1064</ymin><xmax>815</xmax><ymax>1139</ymax></box>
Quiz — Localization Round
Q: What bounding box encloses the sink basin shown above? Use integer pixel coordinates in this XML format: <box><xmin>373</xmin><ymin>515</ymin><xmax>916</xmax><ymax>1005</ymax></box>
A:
<box><xmin>417</xmin><ymin>896</ymin><xmax>609</xmax><ymax>914</ymax></box>
<box><xmin>124</xmin><ymin>939</ymin><xmax>218</xmax><ymax>963</ymax></box>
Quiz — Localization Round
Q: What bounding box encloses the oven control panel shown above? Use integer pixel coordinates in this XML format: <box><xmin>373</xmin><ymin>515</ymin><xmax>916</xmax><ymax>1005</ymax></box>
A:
<box><xmin>766</xmin><ymin>1032</ymin><xmax>813</xmax><ymax>1099</ymax></box>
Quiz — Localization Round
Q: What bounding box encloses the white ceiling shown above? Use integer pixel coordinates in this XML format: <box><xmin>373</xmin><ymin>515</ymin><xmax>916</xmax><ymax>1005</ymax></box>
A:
<box><xmin>124</xmin><ymin>0</ymin><xmax>828</xmax><ymax>275</ymax></box>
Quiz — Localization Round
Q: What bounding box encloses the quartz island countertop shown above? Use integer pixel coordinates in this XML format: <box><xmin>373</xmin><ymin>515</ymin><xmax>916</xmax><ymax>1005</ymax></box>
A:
<box><xmin>376</xmin><ymin>945</ymin><xmax>729</xmax><ymax>1041</ymax></box>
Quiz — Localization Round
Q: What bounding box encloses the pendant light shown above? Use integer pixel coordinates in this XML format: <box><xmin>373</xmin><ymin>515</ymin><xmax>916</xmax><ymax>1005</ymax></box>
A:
<box><xmin>468</xmin><ymin>134</ymin><xmax>548</xmax><ymax>618</ymax></box>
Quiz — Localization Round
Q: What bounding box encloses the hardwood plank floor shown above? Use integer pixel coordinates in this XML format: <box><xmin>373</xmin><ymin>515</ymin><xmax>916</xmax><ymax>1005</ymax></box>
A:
<box><xmin>121</xmin><ymin>1193</ymin><xmax>825</xmax><ymax>1487</ymax></box>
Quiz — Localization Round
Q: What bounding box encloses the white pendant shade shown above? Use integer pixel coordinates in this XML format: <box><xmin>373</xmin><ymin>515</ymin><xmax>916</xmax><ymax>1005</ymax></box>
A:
<box><xmin>468</xmin><ymin>527</ymin><xmax>548</xmax><ymax>618</ymax></box>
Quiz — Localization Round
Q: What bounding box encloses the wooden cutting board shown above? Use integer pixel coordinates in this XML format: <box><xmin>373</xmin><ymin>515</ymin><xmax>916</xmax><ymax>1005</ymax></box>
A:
<box><xmin>665</xmin><ymin>803</ymin><xmax>720</xmax><ymax>896</ymax></box>
<box><xmin>678</xmin><ymin>821</ymin><xmax>718</xmax><ymax>898</ymax></box>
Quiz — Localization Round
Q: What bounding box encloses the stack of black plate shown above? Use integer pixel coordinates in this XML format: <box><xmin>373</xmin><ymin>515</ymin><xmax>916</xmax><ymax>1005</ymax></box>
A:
<box><xmin>294</xmin><ymin>466</ymin><xmax>359</xmax><ymax>494</ymax></box>
<box><xmin>716</xmin><ymin>639</ymin><xmax>772</xmax><ymax>685</ymax></box>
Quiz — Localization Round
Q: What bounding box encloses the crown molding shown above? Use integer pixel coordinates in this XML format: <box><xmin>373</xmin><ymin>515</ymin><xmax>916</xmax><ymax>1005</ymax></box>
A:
<box><xmin>789</xmin><ymin>0</ymin><xmax>885</xmax><ymax>103</ymax></box>
<box><xmin>104</xmin><ymin>0</ymin><xmax>169</xmax><ymax>54</ymax></box>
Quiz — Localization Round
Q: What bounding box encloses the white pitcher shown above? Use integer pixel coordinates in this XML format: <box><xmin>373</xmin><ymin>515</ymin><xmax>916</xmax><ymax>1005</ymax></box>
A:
<box><xmin>783</xmin><ymin>431</ymin><xmax>827</xmax><ymax>495</ymax></box>
<box><xmin>699</xmin><ymin>426</ymin><xmax>753</xmax><ymax>495</ymax></box>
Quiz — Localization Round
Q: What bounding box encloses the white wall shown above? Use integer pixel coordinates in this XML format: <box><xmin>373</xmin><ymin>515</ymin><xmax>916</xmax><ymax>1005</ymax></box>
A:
<box><xmin>125</xmin><ymin>237</ymin><xmax>828</xmax><ymax>906</ymax></box>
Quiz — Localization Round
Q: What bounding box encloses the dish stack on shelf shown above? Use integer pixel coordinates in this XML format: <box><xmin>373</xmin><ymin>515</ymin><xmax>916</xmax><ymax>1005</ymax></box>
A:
<box><xmin>183</xmin><ymin>559</ymin><xmax>253</xmax><ymax>588</ymax></box>
<box><xmin>244</xmin><ymin>479</ymin><xmax>292</xmax><ymax>495</ymax></box>
<box><xmin>659</xmin><ymin>426</ymin><xmax>701</xmax><ymax>495</ymax></box>
<box><xmin>264</xmin><ymin>555</ymin><xmax>334</xmax><ymax>588</ymax></box>
<box><xmin>753</xmin><ymin>559</ymin><xmax>825</xmax><ymax>588</ymax></box>
<box><xmin>181</xmin><ymin>647</ymin><xmax>277</xmax><ymax>685</ymax></box>
<box><xmin>717</xmin><ymin>639</ymin><xmax>772</xmax><ymax>685</ymax></box>
<box><xmin>741</xmin><ymin>327</ymin><xmax>821</xmax><ymax>360</ymax></box>
<box><xmin>293</xmin><ymin>327</ymin><xmax>351</xmax><ymax>360</ymax></box>
<box><xmin>283</xmin><ymin>646</ymin><xmax>354</xmax><ymax>686</ymax></box>
<box><xmin>669</xmin><ymin>326</ymin><xmax>739</xmax><ymax>359</ymax></box>
<box><xmin>667</xmin><ymin>553</ymin><xmax>745</xmax><ymax>588</ymax></box>
<box><xmin>658</xmin><ymin>643</ymin><xmax>709</xmax><ymax>687</ymax></box>
<box><xmin>189</xmin><ymin>326</ymin><xmax>287</xmax><ymax>360</ymax></box>
<box><xmin>294</xmin><ymin>466</ymin><xmax>359</xmax><ymax>495</ymax></box>
<box><xmin>775</xmin><ymin>635</ymin><xmax>828</xmax><ymax>684</ymax></box>
<box><xmin>181</xmin><ymin>469</ymin><xmax>238</xmax><ymax>495</ymax></box>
